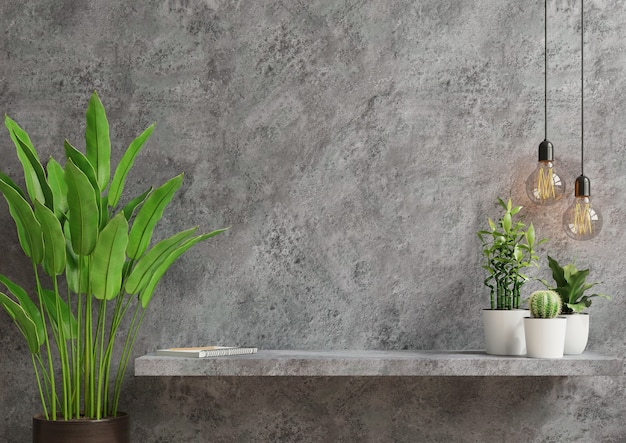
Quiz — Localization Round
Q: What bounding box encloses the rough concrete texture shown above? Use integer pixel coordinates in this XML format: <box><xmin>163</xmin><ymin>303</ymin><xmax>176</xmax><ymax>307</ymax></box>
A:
<box><xmin>1</xmin><ymin>0</ymin><xmax>626</xmax><ymax>441</ymax></box>
<box><xmin>135</xmin><ymin>350</ymin><xmax>623</xmax><ymax>376</ymax></box>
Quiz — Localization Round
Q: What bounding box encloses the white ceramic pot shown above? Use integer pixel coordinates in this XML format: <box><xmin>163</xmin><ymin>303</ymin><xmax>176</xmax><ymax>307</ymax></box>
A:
<box><xmin>524</xmin><ymin>317</ymin><xmax>567</xmax><ymax>358</ymax></box>
<box><xmin>564</xmin><ymin>313</ymin><xmax>590</xmax><ymax>355</ymax></box>
<box><xmin>482</xmin><ymin>309</ymin><xmax>529</xmax><ymax>356</ymax></box>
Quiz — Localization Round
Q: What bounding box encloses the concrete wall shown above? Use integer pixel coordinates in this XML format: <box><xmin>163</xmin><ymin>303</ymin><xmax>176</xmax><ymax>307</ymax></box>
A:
<box><xmin>1</xmin><ymin>0</ymin><xmax>625</xmax><ymax>441</ymax></box>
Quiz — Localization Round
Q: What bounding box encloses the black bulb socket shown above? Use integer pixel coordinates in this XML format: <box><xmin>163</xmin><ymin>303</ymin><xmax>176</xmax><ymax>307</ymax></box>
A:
<box><xmin>538</xmin><ymin>140</ymin><xmax>554</xmax><ymax>161</ymax></box>
<box><xmin>575</xmin><ymin>175</ymin><xmax>591</xmax><ymax>197</ymax></box>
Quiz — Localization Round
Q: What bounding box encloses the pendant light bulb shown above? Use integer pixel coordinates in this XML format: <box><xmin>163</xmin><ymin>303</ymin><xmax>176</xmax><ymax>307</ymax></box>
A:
<box><xmin>564</xmin><ymin>0</ymin><xmax>604</xmax><ymax>241</ymax></box>
<box><xmin>562</xmin><ymin>175</ymin><xmax>602</xmax><ymax>240</ymax></box>
<box><xmin>525</xmin><ymin>140</ymin><xmax>566</xmax><ymax>205</ymax></box>
<box><xmin>527</xmin><ymin>1</ymin><xmax>564</xmax><ymax>206</ymax></box>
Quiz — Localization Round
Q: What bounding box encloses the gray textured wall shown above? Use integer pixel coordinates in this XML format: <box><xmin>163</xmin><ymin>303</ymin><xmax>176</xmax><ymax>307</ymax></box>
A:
<box><xmin>1</xmin><ymin>0</ymin><xmax>626</xmax><ymax>441</ymax></box>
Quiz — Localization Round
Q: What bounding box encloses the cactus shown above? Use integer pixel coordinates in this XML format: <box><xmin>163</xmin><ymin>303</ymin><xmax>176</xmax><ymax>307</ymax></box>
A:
<box><xmin>529</xmin><ymin>290</ymin><xmax>562</xmax><ymax>319</ymax></box>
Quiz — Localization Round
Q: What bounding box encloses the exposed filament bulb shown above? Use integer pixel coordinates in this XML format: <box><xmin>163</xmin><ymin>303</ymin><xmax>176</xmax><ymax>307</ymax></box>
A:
<box><xmin>525</xmin><ymin>141</ymin><xmax>565</xmax><ymax>206</ymax></box>
<box><xmin>562</xmin><ymin>176</ymin><xmax>603</xmax><ymax>241</ymax></box>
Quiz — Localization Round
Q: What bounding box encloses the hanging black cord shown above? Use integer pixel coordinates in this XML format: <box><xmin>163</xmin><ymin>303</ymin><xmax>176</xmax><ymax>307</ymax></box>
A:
<box><xmin>543</xmin><ymin>0</ymin><xmax>548</xmax><ymax>140</ymax></box>
<box><xmin>581</xmin><ymin>0</ymin><xmax>585</xmax><ymax>176</ymax></box>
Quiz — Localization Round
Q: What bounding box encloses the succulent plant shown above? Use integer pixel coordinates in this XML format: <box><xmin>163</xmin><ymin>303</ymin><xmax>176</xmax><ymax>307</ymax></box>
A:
<box><xmin>529</xmin><ymin>290</ymin><xmax>562</xmax><ymax>319</ymax></box>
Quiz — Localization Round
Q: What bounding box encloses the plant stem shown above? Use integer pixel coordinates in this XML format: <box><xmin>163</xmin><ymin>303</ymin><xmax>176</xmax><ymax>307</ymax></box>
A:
<box><xmin>74</xmin><ymin>291</ymin><xmax>82</xmax><ymax>418</ymax></box>
<box><xmin>32</xmin><ymin>354</ymin><xmax>49</xmax><ymax>420</ymax></box>
<box><xmin>103</xmin><ymin>292</ymin><xmax>127</xmax><ymax>413</ymax></box>
<box><xmin>52</xmin><ymin>276</ymin><xmax>71</xmax><ymax>419</ymax></box>
<box><xmin>96</xmin><ymin>299</ymin><xmax>107</xmax><ymax>419</ymax></box>
<box><xmin>33</xmin><ymin>265</ymin><xmax>56</xmax><ymax>420</ymax></box>
<box><xmin>85</xmin><ymin>292</ymin><xmax>94</xmax><ymax>417</ymax></box>
<box><xmin>112</xmin><ymin>302</ymin><xmax>145</xmax><ymax>416</ymax></box>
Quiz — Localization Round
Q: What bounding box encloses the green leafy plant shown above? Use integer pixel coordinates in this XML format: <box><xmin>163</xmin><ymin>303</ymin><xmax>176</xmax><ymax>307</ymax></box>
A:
<box><xmin>528</xmin><ymin>290</ymin><xmax>562</xmax><ymax>318</ymax></box>
<box><xmin>541</xmin><ymin>255</ymin><xmax>610</xmax><ymax>314</ymax></box>
<box><xmin>0</xmin><ymin>92</ymin><xmax>227</xmax><ymax>421</ymax></box>
<box><xmin>477</xmin><ymin>198</ymin><xmax>543</xmax><ymax>310</ymax></box>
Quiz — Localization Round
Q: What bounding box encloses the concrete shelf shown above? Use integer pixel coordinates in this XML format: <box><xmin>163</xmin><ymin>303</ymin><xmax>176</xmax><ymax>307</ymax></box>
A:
<box><xmin>134</xmin><ymin>350</ymin><xmax>622</xmax><ymax>377</ymax></box>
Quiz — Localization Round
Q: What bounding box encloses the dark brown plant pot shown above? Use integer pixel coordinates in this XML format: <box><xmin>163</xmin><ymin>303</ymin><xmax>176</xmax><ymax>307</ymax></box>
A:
<box><xmin>32</xmin><ymin>412</ymin><xmax>129</xmax><ymax>443</ymax></box>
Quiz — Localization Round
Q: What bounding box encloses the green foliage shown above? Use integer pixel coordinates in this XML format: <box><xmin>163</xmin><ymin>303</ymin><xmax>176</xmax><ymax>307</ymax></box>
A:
<box><xmin>477</xmin><ymin>198</ymin><xmax>544</xmax><ymax>310</ymax></box>
<box><xmin>0</xmin><ymin>92</ymin><xmax>227</xmax><ymax>420</ymax></box>
<box><xmin>541</xmin><ymin>255</ymin><xmax>611</xmax><ymax>314</ymax></box>
<box><xmin>529</xmin><ymin>290</ymin><xmax>562</xmax><ymax>318</ymax></box>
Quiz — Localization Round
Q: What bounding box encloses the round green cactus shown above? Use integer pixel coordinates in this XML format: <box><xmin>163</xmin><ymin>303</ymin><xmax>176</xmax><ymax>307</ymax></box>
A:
<box><xmin>529</xmin><ymin>290</ymin><xmax>562</xmax><ymax>318</ymax></box>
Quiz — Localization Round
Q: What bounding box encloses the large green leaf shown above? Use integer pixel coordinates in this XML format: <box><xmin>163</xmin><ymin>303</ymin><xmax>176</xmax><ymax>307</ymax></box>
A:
<box><xmin>547</xmin><ymin>256</ymin><xmax>567</xmax><ymax>287</ymax></box>
<box><xmin>0</xmin><ymin>292</ymin><xmax>41</xmax><ymax>354</ymax></box>
<box><xmin>34</xmin><ymin>201</ymin><xmax>66</xmax><ymax>276</ymax></box>
<box><xmin>121</xmin><ymin>187</ymin><xmax>152</xmax><ymax>221</ymax></box>
<box><xmin>90</xmin><ymin>213</ymin><xmax>129</xmax><ymax>300</ymax></box>
<box><xmin>64</xmin><ymin>222</ymin><xmax>88</xmax><ymax>294</ymax></box>
<box><xmin>64</xmin><ymin>140</ymin><xmax>101</xmax><ymax>196</ymax></box>
<box><xmin>569</xmin><ymin>293</ymin><xmax>611</xmax><ymax>313</ymax></box>
<box><xmin>99</xmin><ymin>193</ymin><xmax>109</xmax><ymax>232</ymax></box>
<box><xmin>46</xmin><ymin>158</ymin><xmax>68</xmax><ymax>219</ymax></box>
<box><xmin>567</xmin><ymin>299</ymin><xmax>592</xmax><ymax>314</ymax></box>
<box><xmin>85</xmin><ymin>91</ymin><xmax>111</xmax><ymax>192</ymax></box>
<box><xmin>109</xmin><ymin>124</ymin><xmax>155</xmax><ymax>208</ymax></box>
<box><xmin>0</xmin><ymin>274</ymin><xmax>45</xmax><ymax>347</ymax></box>
<box><xmin>139</xmin><ymin>228</ymin><xmax>228</xmax><ymax>308</ymax></box>
<box><xmin>0</xmin><ymin>178</ymin><xmax>44</xmax><ymax>263</ymax></box>
<box><xmin>0</xmin><ymin>171</ymin><xmax>27</xmax><ymax>200</ymax></box>
<box><xmin>127</xmin><ymin>174</ymin><xmax>183</xmax><ymax>260</ymax></box>
<box><xmin>4</xmin><ymin>116</ymin><xmax>52</xmax><ymax>208</ymax></box>
<box><xmin>65</xmin><ymin>141</ymin><xmax>107</xmax><ymax>232</ymax></box>
<box><xmin>4</xmin><ymin>115</ymin><xmax>35</xmax><ymax>153</ymax></box>
<box><xmin>41</xmin><ymin>288</ymin><xmax>77</xmax><ymax>339</ymax></box>
<box><xmin>65</xmin><ymin>160</ymin><xmax>99</xmax><ymax>255</ymax></box>
<box><xmin>125</xmin><ymin>227</ymin><xmax>198</xmax><ymax>295</ymax></box>
<box><xmin>17</xmin><ymin>138</ymin><xmax>54</xmax><ymax>210</ymax></box>
<box><xmin>564</xmin><ymin>271</ymin><xmax>588</xmax><ymax>304</ymax></box>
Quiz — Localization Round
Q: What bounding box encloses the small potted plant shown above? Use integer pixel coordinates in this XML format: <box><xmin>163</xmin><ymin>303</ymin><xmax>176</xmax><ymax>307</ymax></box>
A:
<box><xmin>477</xmin><ymin>198</ymin><xmax>543</xmax><ymax>355</ymax></box>
<box><xmin>540</xmin><ymin>255</ymin><xmax>610</xmax><ymax>354</ymax></box>
<box><xmin>524</xmin><ymin>290</ymin><xmax>566</xmax><ymax>358</ymax></box>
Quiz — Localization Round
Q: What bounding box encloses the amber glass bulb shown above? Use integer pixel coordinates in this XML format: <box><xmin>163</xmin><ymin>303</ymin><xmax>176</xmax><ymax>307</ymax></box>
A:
<box><xmin>562</xmin><ymin>176</ymin><xmax>602</xmax><ymax>241</ymax></box>
<box><xmin>526</xmin><ymin>160</ymin><xmax>566</xmax><ymax>205</ymax></box>
<box><xmin>526</xmin><ymin>141</ymin><xmax>565</xmax><ymax>206</ymax></box>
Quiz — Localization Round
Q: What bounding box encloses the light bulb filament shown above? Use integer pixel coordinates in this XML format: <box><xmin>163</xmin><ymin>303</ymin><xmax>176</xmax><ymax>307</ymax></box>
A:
<box><xmin>574</xmin><ymin>201</ymin><xmax>593</xmax><ymax>235</ymax></box>
<box><xmin>526</xmin><ymin>161</ymin><xmax>564</xmax><ymax>206</ymax></box>
<box><xmin>537</xmin><ymin>166</ymin><xmax>556</xmax><ymax>200</ymax></box>
<box><xmin>563</xmin><ymin>193</ymin><xmax>602</xmax><ymax>241</ymax></box>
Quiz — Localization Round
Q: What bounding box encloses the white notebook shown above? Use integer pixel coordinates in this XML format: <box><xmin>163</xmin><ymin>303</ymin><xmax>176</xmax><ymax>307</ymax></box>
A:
<box><xmin>155</xmin><ymin>346</ymin><xmax>258</xmax><ymax>358</ymax></box>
